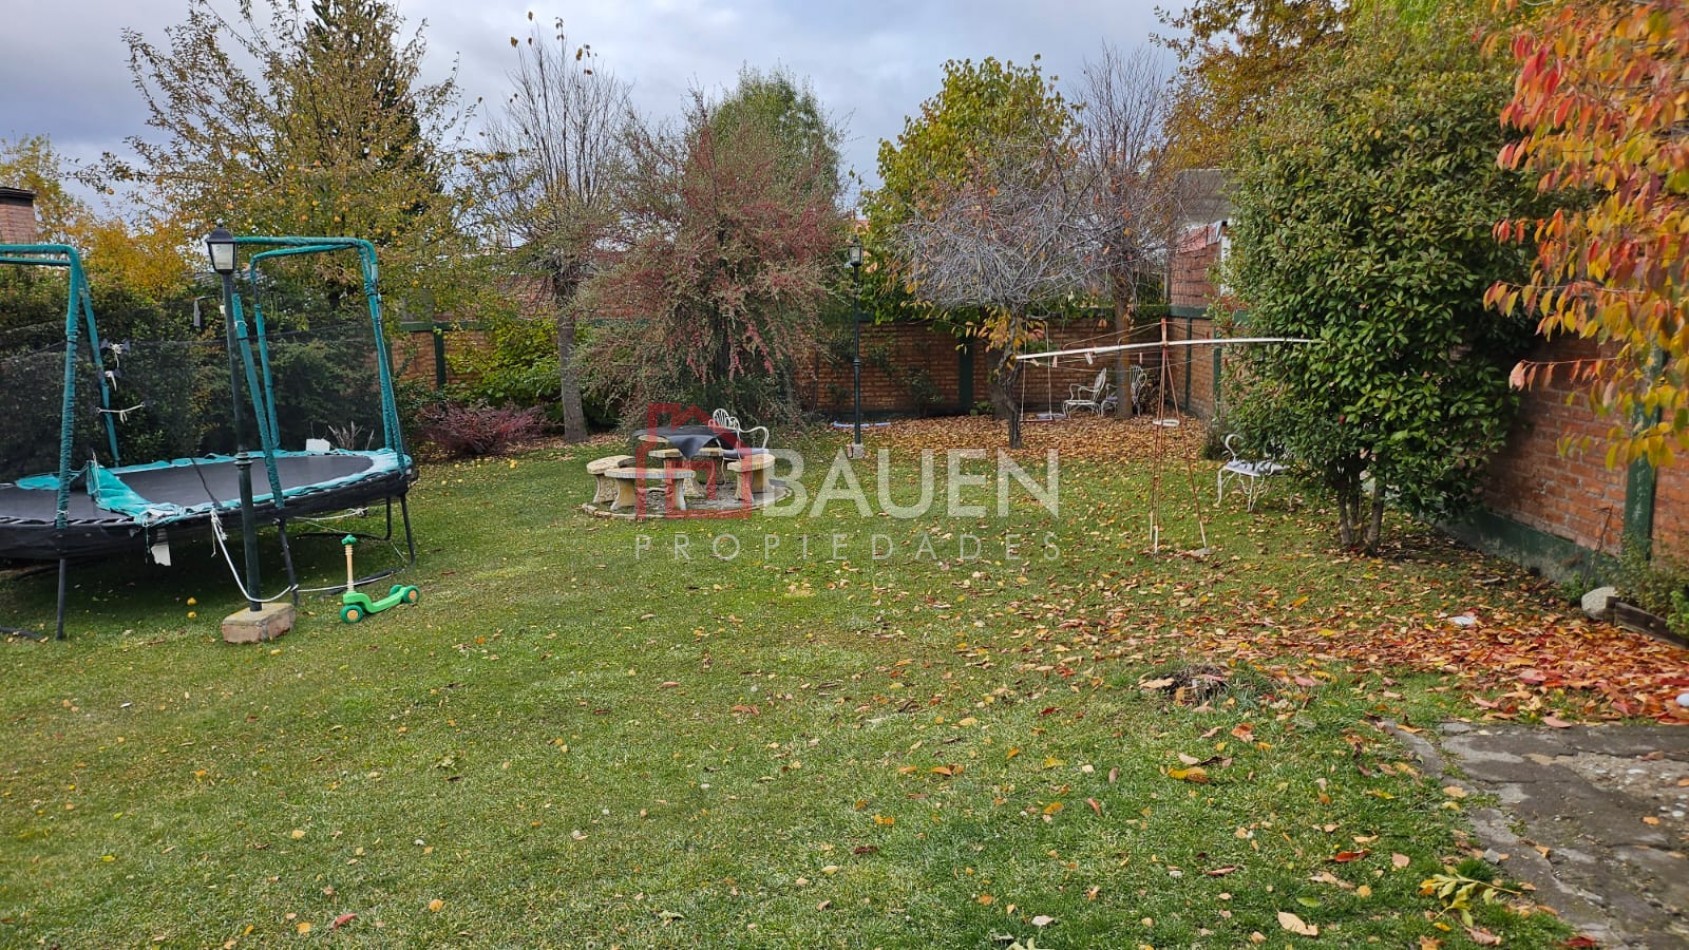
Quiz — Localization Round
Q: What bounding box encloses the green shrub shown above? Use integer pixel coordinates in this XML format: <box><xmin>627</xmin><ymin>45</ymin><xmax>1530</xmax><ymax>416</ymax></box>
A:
<box><xmin>1614</xmin><ymin>546</ymin><xmax>1689</xmax><ymax>632</ymax></box>
<box><xmin>448</xmin><ymin>313</ymin><xmax>559</xmax><ymax>409</ymax></box>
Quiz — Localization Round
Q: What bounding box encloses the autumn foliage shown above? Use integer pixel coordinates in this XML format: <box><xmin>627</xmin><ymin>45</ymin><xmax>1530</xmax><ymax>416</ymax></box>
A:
<box><xmin>1488</xmin><ymin>0</ymin><xmax>1689</xmax><ymax>467</ymax></box>
<box><xmin>577</xmin><ymin>87</ymin><xmax>845</xmax><ymax>424</ymax></box>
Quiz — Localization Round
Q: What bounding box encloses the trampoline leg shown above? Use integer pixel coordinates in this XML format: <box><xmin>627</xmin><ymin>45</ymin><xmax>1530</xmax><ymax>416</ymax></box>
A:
<box><xmin>277</xmin><ymin>520</ymin><xmax>301</xmax><ymax>605</ymax></box>
<box><xmin>55</xmin><ymin>558</ymin><xmax>67</xmax><ymax>641</ymax></box>
<box><xmin>398</xmin><ymin>493</ymin><xmax>417</xmax><ymax>565</ymax></box>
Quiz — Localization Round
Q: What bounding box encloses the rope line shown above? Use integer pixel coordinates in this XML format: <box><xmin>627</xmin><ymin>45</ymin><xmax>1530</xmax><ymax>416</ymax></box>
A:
<box><xmin>94</xmin><ymin>403</ymin><xmax>146</xmax><ymax>422</ymax></box>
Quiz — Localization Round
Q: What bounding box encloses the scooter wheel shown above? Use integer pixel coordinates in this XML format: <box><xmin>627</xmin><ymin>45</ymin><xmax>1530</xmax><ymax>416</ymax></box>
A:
<box><xmin>403</xmin><ymin>588</ymin><xmax>419</xmax><ymax>605</ymax></box>
<box><xmin>341</xmin><ymin>605</ymin><xmax>364</xmax><ymax>624</ymax></box>
<box><xmin>389</xmin><ymin>584</ymin><xmax>404</xmax><ymax>597</ymax></box>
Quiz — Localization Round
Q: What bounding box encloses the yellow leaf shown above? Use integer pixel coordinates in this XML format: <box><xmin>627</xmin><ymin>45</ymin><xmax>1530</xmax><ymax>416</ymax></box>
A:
<box><xmin>426</xmin><ymin>898</ymin><xmax>444</xmax><ymax>912</ymax></box>
<box><xmin>296</xmin><ymin>922</ymin><xmax>312</xmax><ymax>934</ymax></box>
<box><xmin>1168</xmin><ymin>767</ymin><xmax>1209</xmax><ymax>784</ymax></box>
<box><xmin>1277</xmin><ymin>910</ymin><xmax>1319</xmax><ymax>937</ymax></box>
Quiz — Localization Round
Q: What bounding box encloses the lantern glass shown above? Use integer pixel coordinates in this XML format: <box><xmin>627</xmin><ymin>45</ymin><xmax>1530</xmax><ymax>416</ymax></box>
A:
<box><xmin>206</xmin><ymin>227</ymin><xmax>236</xmax><ymax>275</ymax></box>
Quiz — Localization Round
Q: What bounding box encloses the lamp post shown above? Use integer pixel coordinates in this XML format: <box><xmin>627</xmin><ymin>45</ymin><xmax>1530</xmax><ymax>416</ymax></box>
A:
<box><xmin>206</xmin><ymin>226</ymin><xmax>261</xmax><ymax>611</ymax></box>
<box><xmin>847</xmin><ymin>236</ymin><xmax>864</xmax><ymax>459</ymax></box>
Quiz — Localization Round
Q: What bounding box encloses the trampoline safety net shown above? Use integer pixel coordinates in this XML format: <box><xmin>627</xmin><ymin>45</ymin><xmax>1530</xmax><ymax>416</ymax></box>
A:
<box><xmin>0</xmin><ymin>240</ymin><xmax>409</xmax><ymax>540</ymax></box>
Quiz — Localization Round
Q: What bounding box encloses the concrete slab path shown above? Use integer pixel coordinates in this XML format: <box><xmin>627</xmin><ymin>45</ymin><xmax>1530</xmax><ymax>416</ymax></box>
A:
<box><xmin>1389</xmin><ymin>722</ymin><xmax>1689</xmax><ymax>949</ymax></box>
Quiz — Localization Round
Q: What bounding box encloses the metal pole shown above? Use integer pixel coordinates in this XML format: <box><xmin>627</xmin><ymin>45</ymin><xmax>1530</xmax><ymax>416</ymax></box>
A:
<box><xmin>219</xmin><ymin>272</ymin><xmax>245</xmax><ymax>453</ymax></box>
<box><xmin>234</xmin><ymin>452</ymin><xmax>261</xmax><ymax>611</ymax></box>
<box><xmin>851</xmin><ymin>265</ymin><xmax>863</xmax><ymax>455</ymax></box>
<box><xmin>220</xmin><ymin>270</ymin><xmax>261</xmax><ymax>612</ymax></box>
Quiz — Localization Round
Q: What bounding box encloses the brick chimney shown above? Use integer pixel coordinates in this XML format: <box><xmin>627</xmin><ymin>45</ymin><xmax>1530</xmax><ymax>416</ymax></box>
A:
<box><xmin>0</xmin><ymin>187</ymin><xmax>39</xmax><ymax>244</ymax></box>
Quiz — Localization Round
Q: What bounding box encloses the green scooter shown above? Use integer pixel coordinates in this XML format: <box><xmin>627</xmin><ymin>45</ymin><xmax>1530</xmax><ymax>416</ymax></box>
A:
<box><xmin>339</xmin><ymin>535</ymin><xmax>419</xmax><ymax>623</ymax></box>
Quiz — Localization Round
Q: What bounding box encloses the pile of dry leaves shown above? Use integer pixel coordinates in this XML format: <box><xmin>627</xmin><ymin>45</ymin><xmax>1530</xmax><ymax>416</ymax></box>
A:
<box><xmin>861</xmin><ymin>414</ymin><xmax>1210</xmax><ymax>461</ymax></box>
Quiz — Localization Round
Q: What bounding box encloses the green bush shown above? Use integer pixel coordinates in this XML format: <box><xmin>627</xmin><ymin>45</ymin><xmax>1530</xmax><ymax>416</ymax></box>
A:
<box><xmin>448</xmin><ymin>313</ymin><xmax>559</xmax><ymax>409</ymax></box>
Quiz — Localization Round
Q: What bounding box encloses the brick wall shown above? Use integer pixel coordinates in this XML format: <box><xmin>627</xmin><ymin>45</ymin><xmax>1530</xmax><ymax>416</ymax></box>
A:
<box><xmin>1165</xmin><ymin>222</ymin><xmax>1228</xmax><ymax>422</ymax></box>
<box><xmin>806</xmin><ymin>322</ymin><xmax>972</xmax><ymax>415</ymax></box>
<box><xmin>1163</xmin><ymin>318</ymin><xmax>1221</xmax><ymax>419</ymax></box>
<box><xmin>1478</xmin><ymin>338</ymin><xmax>1629</xmax><ymax>556</ymax></box>
<box><xmin>0</xmin><ymin>188</ymin><xmax>38</xmax><ymax>244</ymax></box>
<box><xmin>804</xmin><ymin>319</ymin><xmax>1164</xmax><ymax>417</ymax></box>
<box><xmin>1171</xmin><ymin>226</ymin><xmax>1222</xmax><ymax>310</ymax></box>
<box><xmin>391</xmin><ymin>326</ymin><xmax>489</xmax><ymax>387</ymax></box>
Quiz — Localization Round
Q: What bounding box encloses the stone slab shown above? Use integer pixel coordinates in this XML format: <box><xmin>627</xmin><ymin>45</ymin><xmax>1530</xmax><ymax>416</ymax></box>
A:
<box><xmin>1391</xmin><ymin>722</ymin><xmax>1689</xmax><ymax>949</ymax></box>
<box><xmin>221</xmin><ymin>602</ymin><xmax>296</xmax><ymax>644</ymax></box>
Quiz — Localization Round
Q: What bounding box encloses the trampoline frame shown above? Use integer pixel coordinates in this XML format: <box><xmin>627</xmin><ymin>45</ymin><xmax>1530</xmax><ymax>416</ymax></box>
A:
<box><xmin>0</xmin><ymin>237</ymin><xmax>417</xmax><ymax>640</ymax></box>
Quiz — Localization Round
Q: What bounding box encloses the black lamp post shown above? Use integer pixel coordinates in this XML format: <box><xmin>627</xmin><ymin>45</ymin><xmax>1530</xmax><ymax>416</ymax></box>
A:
<box><xmin>206</xmin><ymin>226</ymin><xmax>261</xmax><ymax>611</ymax></box>
<box><xmin>847</xmin><ymin>236</ymin><xmax>864</xmax><ymax>458</ymax></box>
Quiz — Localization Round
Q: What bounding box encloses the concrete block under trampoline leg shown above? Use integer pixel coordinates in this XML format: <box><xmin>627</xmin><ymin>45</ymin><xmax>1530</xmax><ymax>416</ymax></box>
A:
<box><xmin>221</xmin><ymin>602</ymin><xmax>297</xmax><ymax>644</ymax></box>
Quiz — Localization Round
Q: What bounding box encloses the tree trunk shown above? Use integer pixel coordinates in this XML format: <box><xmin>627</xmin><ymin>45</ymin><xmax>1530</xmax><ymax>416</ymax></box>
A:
<box><xmin>1112</xmin><ymin>274</ymin><xmax>1134</xmax><ymax>418</ymax></box>
<box><xmin>990</xmin><ymin>349</ymin><xmax>1024</xmax><ymax>449</ymax></box>
<box><xmin>550</xmin><ymin>271</ymin><xmax>588</xmax><ymax>443</ymax></box>
<box><xmin>1364</xmin><ymin>478</ymin><xmax>1386</xmax><ymax>552</ymax></box>
<box><xmin>556</xmin><ymin>307</ymin><xmax>588</xmax><ymax>442</ymax></box>
<box><xmin>1335</xmin><ymin>478</ymin><xmax>1358</xmax><ymax>548</ymax></box>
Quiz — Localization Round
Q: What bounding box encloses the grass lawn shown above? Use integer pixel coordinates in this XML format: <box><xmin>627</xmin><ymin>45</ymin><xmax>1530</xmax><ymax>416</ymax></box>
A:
<box><xmin>0</xmin><ymin>419</ymin><xmax>1597</xmax><ymax>947</ymax></box>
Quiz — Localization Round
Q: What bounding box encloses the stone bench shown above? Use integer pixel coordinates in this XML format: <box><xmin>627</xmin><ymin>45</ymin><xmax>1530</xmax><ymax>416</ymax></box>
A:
<box><xmin>586</xmin><ymin>455</ymin><xmax>633</xmax><ymax>505</ymax></box>
<box><xmin>726</xmin><ymin>452</ymin><xmax>774</xmax><ymax>502</ymax></box>
<box><xmin>604</xmin><ymin>466</ymin><xmax>697</xmax><ymax>512</ymax></box>
<box><xmin>638</xmin><ymin>447</ymin><xmax>710</xmax><ymax>497</ymax></box>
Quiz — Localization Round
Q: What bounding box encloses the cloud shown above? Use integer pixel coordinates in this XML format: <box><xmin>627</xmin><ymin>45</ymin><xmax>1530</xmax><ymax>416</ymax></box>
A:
<box><xmin>4</xmin><ymin>0</ymin><xmax>1171</xmax><ymax>203</ymax></box>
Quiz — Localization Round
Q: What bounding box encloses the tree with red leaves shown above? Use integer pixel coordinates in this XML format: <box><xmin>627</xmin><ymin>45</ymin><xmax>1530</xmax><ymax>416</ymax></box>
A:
<box><xmin>578</xmin><ymin>72</ymin><xmax>846</xmax><ymax>425</ymax></box>
<box><xmin>1488</xmin><ymin>0</ymin><xmax>1689</xmax><ymax>467</ymax></box>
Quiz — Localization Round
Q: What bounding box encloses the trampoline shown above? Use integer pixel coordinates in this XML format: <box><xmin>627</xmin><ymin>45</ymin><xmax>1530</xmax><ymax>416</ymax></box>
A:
<box><xmin>0</xmin><ymin>237</ymin><xmax>417</xmax><ymax>638</ymax></box>
<box><xmin>0</xmin><ymin>450</ymin><xmax>410</xmax><ymax>561</ymax></box>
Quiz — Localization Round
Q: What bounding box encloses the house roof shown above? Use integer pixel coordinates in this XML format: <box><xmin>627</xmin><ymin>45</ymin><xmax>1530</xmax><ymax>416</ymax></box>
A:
<box><xmin>1175</xmin><ymin>169</ymin><xmax>1231</xmax><ymax>229</ymax></box>
<box><xmin>0</xmin><ymin>186</ymin><xmax>36</xmax><ymax>203</ymax></box>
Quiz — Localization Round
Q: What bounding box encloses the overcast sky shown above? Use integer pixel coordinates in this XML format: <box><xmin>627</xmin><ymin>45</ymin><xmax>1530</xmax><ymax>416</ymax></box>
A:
<box><xmin>0</xmin><ymin>0</ymin><xmax>1173</xmax><ymax>206</ymax></box>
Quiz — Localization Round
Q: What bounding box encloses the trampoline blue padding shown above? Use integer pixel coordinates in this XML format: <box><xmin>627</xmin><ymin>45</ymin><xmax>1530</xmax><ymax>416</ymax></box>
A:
<box><xmin>0</xmin><ymin>449</ymin><xmax>413</xmax><ymax>560</ymax></box>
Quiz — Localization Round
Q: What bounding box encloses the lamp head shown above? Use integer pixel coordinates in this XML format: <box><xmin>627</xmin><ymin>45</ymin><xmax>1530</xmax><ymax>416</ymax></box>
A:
<box><xmin>205</xmin><ymin>226</ymin><xmax>236</xmax><ymax>275</ymax></box>
<box><xmin>847</xmin><ymin>236</ymin><xmax>862</xmax><ymax>270</ymax></box>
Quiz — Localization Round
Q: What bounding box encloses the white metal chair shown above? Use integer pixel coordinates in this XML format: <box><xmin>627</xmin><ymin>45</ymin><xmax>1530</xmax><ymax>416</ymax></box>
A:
<box><xmin>1127</xmin><ymin>365</ymin><xmax>1151</xmax><ymax>413</ymax></box>
<box><xmin>1217</xmin><ymin>433</ymin><xmax>1287</xmax><ymax>511</ymax></box>
<box><xmin>710</xmin><ymin>408</ymin><xmax>769</xmax><ymax>453</ymax></box>
<box><xmin>1062</xmin><ymin>369</ymin><xmax>1113</xmax><ymax>416</ymax></box>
